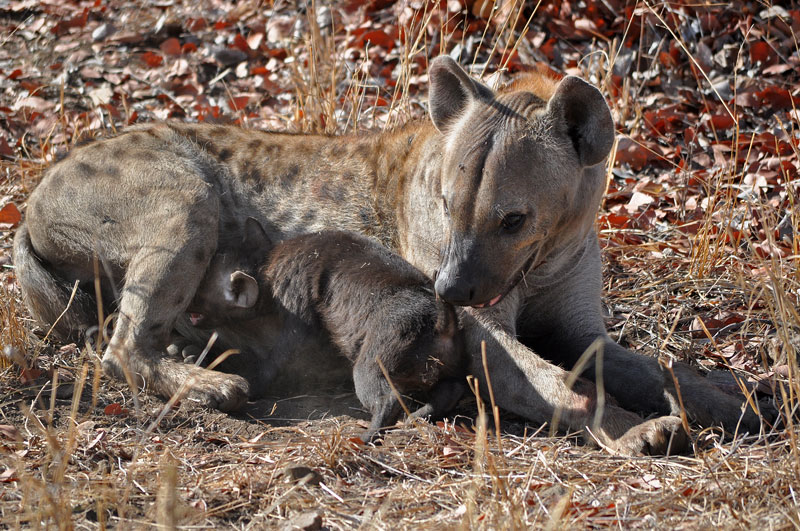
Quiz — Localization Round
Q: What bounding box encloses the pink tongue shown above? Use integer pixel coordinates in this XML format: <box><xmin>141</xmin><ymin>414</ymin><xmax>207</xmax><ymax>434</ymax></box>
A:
<box><xmin>189</xmin><ymin>313</ymin><xmax>203</xmax><ymax>326</ymax></box>
<box><xmin>473</xmin><ymin>294</ymin><xmax>503</xmax><ymax>309</ymax></box>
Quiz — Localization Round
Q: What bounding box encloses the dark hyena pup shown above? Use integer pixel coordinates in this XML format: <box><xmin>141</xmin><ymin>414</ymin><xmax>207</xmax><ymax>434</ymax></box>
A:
<box><xmin>182</xmin><ymin>224</ymin><xmax>465</xmax><ymax>441</ymax></box>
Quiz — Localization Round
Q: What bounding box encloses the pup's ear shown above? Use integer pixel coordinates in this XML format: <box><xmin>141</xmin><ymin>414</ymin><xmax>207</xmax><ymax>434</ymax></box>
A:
<box><xmin>227</xmin><ymin>271</ymin><xmax>259</xmax><ymax>308</ymax></box>
<box><xmin>242</xmin><ymin>217</ymin><xmax>271</xmax><ymax>253</ymax></box>
<box><xmin>428</xmin><ymin>56</ymin><xmax>494</xmax><ymax>133</ymax></box>
<box><xmin>546</xmin><ymin>75</ymin><xmax>614</xmax><ymax>167</ymax></box>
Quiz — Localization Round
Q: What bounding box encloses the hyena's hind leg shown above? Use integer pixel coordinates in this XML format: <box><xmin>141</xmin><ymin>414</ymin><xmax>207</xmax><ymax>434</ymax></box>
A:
<box><xmin>101</xmin><ymin>188</ymin><xmax>249</xmax><ymax>411</ymax></box>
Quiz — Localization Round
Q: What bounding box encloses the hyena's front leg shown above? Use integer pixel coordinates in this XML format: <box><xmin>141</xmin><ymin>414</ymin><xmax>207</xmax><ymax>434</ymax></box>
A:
<box><xmin>595</xmin><ymin>340</ymin><xmax>776</xmax><ymax>434</ymax></box>
<box><xmin>101</xmin><ymin>195</ymin><xmax>249</xmax><ymax>411</ymax></box>
<box><xmin>460</xmin><ymin>297</ymin><xmax>688</xmax><ymax>456</ymax></box>
<box><xmin>525</xmin><ymin>240</ymin><xmax>775</xmax><ymax>436</ymax></box>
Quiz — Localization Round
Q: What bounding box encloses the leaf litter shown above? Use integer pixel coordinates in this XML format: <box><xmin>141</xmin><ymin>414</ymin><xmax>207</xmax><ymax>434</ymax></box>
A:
<box><xmin>1</xmin><ymin>0</ymin><xmax>799</xmax><ymax>528</ymax></box>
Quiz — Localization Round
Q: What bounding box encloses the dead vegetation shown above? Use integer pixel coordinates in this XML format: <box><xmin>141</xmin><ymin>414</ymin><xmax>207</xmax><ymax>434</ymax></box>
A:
<box><xmin>1</xmin><ymin>0</ymin><xmax>799</xmax><ymax>528</ymax></box>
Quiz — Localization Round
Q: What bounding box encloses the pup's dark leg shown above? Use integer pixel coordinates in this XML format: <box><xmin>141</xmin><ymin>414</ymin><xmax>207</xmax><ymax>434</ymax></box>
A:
<box><xmin>409</xmin><ymin>379</ymin><xmax>465</xmax><ymax>420</ymax></box>
<box><xmin>353</xmin><ymin>360</ymin><xmax>403</xmax><ymax>442</ymax></box>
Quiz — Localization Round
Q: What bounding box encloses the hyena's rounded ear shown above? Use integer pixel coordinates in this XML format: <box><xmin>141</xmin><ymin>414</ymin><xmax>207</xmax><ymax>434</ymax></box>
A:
<box><xmin>547</xmin><ymin>76</ymin><xmax>615</xmax><ymax>167</ymax></box>
<box><xmin>228</xmin><ymin>271</ymin><xmax>259</xmax><ymax>308</ymax></box>
<box><xmin>243</xmin><ymin>216</ymin><xmax>271</xmax><ymax>253</ymax></box>
<box><xmin>428</xmin><ymin>56</ymin><xmax>494</xmax><ymax>132</ymax></box>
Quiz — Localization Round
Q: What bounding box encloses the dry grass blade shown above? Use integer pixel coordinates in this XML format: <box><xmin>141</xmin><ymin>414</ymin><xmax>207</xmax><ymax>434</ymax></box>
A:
<box><xmin>550</xmin><ymin>338</ymin><xmax>606</xmax><ymax>440</ymax></box>
<box><xmin>156</xmin><ymin>454</ymin><xmax>179</xmax><ymax>530</ymax></box>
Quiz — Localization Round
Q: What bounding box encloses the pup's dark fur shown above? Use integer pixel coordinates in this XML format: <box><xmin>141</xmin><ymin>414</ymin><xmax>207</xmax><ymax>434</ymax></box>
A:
<box><xmin>187</xmin><ymin>226</ymin><xmax>465</xmax><ymax>441</ymax></box>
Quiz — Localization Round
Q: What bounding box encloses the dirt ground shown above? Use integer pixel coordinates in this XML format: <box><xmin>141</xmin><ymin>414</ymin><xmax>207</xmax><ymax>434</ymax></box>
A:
<box><xmin>3</xmin><ymin>339</ymin><xmax>551</xmax><ymax>529</ymax></box>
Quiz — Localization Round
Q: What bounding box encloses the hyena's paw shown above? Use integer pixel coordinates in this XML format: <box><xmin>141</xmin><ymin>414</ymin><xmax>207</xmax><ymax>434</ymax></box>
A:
<box><xmin>608</xmin><ymin>416</ymin><xmax>689</xmax><ymax>456</ymax></box>
<box><xmin>101</xmin><ymin>349</ymin><xmax>142</xmax><ymax>386</ymax></box>
<box><xmin>181</xmin><ymin>365</ymin><xmax>249</xmax><ymax>412</ymax></box>
<box><xmin>101</xmin><ymin>348</ymin><xmax>248</xmax><ymax>412</ymax></box>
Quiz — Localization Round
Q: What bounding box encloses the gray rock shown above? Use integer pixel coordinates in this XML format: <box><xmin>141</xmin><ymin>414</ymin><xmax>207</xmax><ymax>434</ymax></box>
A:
<box><xmin>282</xmin><ymin>511</ymin><xmax>322</xmax><ymax>531</ymax></box>
<box><xmin>283</xmin><ymin>465</ymin><xmax>322</xmax><ymax>486</ymax></box>
<box><xmin>214</xmin><ymin>48</ymin><xmax>248</xmax><ymax>67</ymax></box>
<box><xmin>92</xmin><ymin>23</ymin><xmax>116</xmax><ymax>42</ymax></box>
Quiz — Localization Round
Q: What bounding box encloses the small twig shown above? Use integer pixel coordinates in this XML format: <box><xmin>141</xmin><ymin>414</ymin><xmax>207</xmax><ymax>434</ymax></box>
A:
<box><xmin>375</xmin><ymin>357</ymin><xmax>412</xmax><ymax>418</ymax></box>
<box><xmin>40</xmin><ymin>280</ymin><xmax>79</xmax><ymax>347</ymax></box>
<box><xmin>480</xmin><ymin>340</ymin><xmax>503</xmax><ymax>453</ymax></box>
<box><xmin>358</xmin><ymin>453</ymin><xmax>432</xmax><ymax>484</ymax></box>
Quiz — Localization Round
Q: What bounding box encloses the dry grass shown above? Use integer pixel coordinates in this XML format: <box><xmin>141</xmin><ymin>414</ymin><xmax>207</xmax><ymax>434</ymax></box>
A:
<box><xmin>3</xmin><ymin>371</ymin><xmax>799</xmax><ymax>529</ymax></box>
<box><xmin>1</xmin><ymin>0</ymin><xmax>799</xmax><ymax>529</ymax></box>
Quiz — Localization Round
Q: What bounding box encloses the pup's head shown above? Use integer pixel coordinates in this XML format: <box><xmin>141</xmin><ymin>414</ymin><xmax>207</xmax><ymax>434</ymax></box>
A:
<box><xmin>188</xmin><ymin>217</ymin><xmax>271</xmax><ymax>328</ymax></box>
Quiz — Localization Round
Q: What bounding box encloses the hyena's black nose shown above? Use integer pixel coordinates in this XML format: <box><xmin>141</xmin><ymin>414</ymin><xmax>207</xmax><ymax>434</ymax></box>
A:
<box><xmin>434</xmin><ymin>274</ymin><xmax>475</xmax><ymax>306</ymax></box>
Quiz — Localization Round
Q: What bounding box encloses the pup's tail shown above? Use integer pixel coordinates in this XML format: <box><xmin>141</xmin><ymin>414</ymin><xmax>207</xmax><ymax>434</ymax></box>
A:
<box><xmin>13</xmin><ymin>223</ymin><xmax>98</xmax><ymax>342</ymax></box>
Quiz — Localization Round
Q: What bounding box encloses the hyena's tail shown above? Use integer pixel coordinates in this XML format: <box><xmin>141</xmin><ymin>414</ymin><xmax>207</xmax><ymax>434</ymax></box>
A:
<box><xmin>13</xmin><ymin>223</ymin><xmax>98</xmax><ymax>342</ymax></box>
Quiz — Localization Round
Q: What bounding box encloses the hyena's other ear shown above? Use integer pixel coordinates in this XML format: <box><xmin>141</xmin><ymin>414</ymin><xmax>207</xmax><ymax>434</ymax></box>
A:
<box><xmin>428</xmin><ymin>56</ymin><xmax>494</xmax><ymax>132</ymax></box>
<box><xmin>227</xmin><ymin>271</ymin><xmax>259</xmax><ymax>308</ymax></box>
<box><xmin>547</xmin><ymin>75</ymin><xmax>614</xmax><ymax>167</ymax></box>
<box><xmin>243</xmin><ymin>216</ymin><xmax>271</xmax><ymax>253</ymax></box>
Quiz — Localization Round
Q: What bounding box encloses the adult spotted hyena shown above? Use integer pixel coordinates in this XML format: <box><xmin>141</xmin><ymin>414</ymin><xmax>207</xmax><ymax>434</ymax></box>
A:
<box><xmin>14</xmin><ymin>56</ymin><xmax>770</xmax><ymax>454</ymax></box>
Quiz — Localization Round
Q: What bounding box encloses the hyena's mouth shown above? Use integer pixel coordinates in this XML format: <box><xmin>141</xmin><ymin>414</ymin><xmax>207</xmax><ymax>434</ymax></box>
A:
<box><xmin>471</xmin><ymin>294</ymin><xmax>504</xmax><ymax>309</ymax></box>
<box><xmin>471</xmin><ymin>250</ymin><xmax>546</xmax><ymax>309</ymax></box>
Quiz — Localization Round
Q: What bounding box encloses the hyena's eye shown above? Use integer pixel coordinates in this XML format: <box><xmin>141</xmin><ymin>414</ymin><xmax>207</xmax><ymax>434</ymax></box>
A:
<box><xmin>501</xmin><ymin>213</ymin><xmax>526</xmax><ymax>234</ymax></box>
<box><xmin>442</xmin><ymin>195</ymin><xmax>450</xmax><ymax>217</ymax></box>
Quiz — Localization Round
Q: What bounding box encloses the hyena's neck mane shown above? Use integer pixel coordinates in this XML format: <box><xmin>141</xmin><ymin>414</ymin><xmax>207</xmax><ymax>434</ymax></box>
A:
<box><xmin>501</xmin><ymin>69</ymin><xmax>560</xmax><ymax>100</ymax></box>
